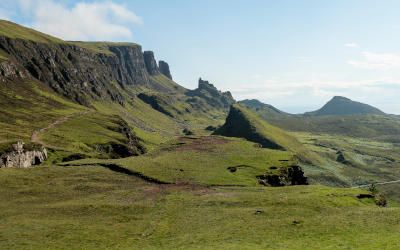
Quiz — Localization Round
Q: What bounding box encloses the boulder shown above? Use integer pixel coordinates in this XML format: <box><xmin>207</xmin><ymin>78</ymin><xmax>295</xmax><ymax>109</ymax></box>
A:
<box><xmin>0</xmin><ymin>141</ymin><xmax>48</xmax><ymax>168</ymax></box>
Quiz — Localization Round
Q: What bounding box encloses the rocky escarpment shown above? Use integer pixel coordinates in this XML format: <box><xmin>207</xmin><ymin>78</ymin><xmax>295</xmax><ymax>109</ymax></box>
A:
<box><xmin>257</xmin><ymin>165</ymin><xmax>308</xmax><ymax>186</ymax></box>
<box><xmin>187</xmin><ymin>78</ymin><xmax>235</xmax><ymax>109</ymax></box>
<box><xmin>0</xmin><ymin>141</ymin><xmax>47</xmax><ymax>168</ymax></box>
<box><xmin>0</xmin><ymin>36</ymin><xmax>150</xmax><ymax>105</ymax></box>
<box><xmin>159</xmin><ymin>60</ymin><xmax>172</xmax><ymax>80</ymax></box>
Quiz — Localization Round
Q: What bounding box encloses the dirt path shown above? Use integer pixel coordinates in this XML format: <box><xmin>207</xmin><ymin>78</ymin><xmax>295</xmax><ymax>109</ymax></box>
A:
<box><xmin>31</xmin><ymin>111</ymin><xmax>89</xmax><ymax>147</ymax></box>
<box><xmin>352</xmin><ymin>179</ymin><xmax>400</xmax><ymax>188</ymax></box>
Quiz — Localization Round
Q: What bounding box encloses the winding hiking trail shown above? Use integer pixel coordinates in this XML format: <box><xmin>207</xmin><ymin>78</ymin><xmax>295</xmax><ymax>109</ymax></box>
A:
<box><xmin>31</xmin><ymin>111</ymin><xmax>89</xmax><ymax>148</ymax></box>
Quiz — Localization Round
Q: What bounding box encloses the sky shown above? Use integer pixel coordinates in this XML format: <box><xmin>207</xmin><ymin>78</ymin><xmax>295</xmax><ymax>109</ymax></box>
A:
<box><xmin>1</xmin><ymin>0</ymin><xmax>400</xmax><ymax>114</ymax></box>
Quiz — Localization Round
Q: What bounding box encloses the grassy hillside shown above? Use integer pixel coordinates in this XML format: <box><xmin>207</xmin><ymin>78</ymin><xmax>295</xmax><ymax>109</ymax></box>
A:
<box><xmin>0</xmin><ymin>20</ymin><xmax>139</xmax><ymax>55</ymax></box>
<box><xmin>0</xmin><ymin>79</ymin><xmax>85</xmax><ymax>147</ymax></box>
<box><xmin>66</xmin><ymin>136</ymin><xmax>295</xmax><ymax>186</ymax></box>
<box><xmin>0</xmin><ymin>20</ymin><xmax>63</xmax><ymax>43</ymax></box>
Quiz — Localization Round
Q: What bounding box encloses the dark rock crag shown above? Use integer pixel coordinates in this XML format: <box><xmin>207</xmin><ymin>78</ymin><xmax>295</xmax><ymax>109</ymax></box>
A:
<box><xmin>159</xmin><ymin>60</ymin><xmax>172</xmax><ymax>79</ymax></box>
<box><xmin>187</xmin><ymin>78</ymin><xmax>235</xmax><ymax>109</ymax></box>
<box><xmin>143</xmin><ymin>51</ymin><xmax>160</xmax><ymax>75</ymax></box>
<box><xmin>0</xmin><ymin>141</ymin><xmax>47</xmax><ymax>168</ymax></box>
<box><xmin>95</xmin><ymin>119</ymin><xmax>147</xmax><ymax>159</ymax></box>
<box><xmin>257</xmin><ymin>165</ymin><xmax>308</xmax><ymax>187</ymax></box>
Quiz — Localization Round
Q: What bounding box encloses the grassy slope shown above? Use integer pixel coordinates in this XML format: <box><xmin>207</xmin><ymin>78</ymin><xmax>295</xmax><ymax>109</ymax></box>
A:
<box><xmin>0</xmin><ymin>20</ymin><xmax>139</xmax><ymax>55</ymax></box>
<box><xmin>63</xmin><ymin>136</ymin><xmax>294</xmax><ymax>186</ymax></box>
<box><xmin>0</xmin><ymin>79</ymin><xmax>85</xmax><ymax>148</ymax></box>
<box><xmin>294</xmin><ymin>132</ymin><xmax>400</xmax><ymax>188</ymax></box>
<box><xmin>0</xmin><ymin>20</ymin><xmax>63</xmax><ymax>43</ymax></box>
<box><xmin>1</xmin><ymin>165</ymin><xmax>399</xmax><ymax>249</ymax></box>
<box><xmin>115</xmin><ymin>136</ymin><xmax>294</xmax><ymax>186</ymax></box>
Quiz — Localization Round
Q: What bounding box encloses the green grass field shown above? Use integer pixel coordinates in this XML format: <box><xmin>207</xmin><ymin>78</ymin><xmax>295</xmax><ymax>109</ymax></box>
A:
<box><xmin>1</xmin><ymin>165</ymin><xmax>399</xmax><ymax>249</ymax></box>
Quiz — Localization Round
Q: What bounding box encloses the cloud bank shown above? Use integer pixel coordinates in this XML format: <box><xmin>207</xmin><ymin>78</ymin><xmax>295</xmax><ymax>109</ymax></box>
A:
<box><xmin>16</xmin><ymin>0</ymin><xmax>142</xmax><ymax>41</ymax></box>
<box><xmin>348</xmin><ymin>51</ymin><xmax>400</xmax><ymax>70</ymax></box>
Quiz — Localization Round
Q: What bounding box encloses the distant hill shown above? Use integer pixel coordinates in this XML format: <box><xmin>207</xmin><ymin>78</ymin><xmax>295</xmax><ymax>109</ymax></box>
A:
<box><xmin>239</xmin><ymin>99</ymin><xmax>287</xmax><ymax>114</ymax></box>
<box><xmin>306</xmin><ymin>96</ymin><xmax>385</xmax><ymax>116</ymax></box>
<box><xmin>242</xmin><ymin>98</ymin><xmax>400</xmax><ymax>141</ymax></box>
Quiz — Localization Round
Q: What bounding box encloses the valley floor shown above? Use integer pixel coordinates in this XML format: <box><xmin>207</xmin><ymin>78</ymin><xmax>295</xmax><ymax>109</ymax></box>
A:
<box><xmin>1</xmin><ymin>165</ymin><xmax>399</xmax><ymax>249</ymax></box>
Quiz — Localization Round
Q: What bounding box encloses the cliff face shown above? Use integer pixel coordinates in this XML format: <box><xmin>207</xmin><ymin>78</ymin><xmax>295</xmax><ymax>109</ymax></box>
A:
<box><xmin>187</xmin><ymin>78</ymin><xmax>235</xmax><ymax>109</ymax></box>
<box><xmin>0</xmin><ymin>36</ymin><xmax>150</xmax><ymax>105</ymax></box>
<box><xmin>143</xmin><ymin>51</ymin><xmax>160</xmax><ymax>75</ymax></box>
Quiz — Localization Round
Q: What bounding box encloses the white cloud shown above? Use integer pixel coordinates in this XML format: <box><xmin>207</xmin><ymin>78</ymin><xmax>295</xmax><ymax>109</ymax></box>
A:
<box><xmin>17</xmin><ymin>0</ymin><xmax>142</xmax><ymax>41</ymax></box>
<box><xmin>348</xmin><ymin>51</ymin><xmax>400</xmax><ymax>70</ymax></box>
<box><xmin>345</xmin><ymin>43</ymin><xmax>359</xmax><ymax>48</ymax></box>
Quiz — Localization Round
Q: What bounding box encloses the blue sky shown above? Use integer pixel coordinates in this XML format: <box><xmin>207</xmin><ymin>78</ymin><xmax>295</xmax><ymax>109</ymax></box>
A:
<box><xmin>1</xmin><ymin>0</ymin><xmax>400</xmax><ymax>114</ymax></box>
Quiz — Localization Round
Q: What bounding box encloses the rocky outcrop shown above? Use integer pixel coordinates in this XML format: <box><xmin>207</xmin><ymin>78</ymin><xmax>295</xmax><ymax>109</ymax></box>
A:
<box><xmin>186</xmin><ymin>78</ymin><xmax>235</xmax><ymax>109</ymax></box>
<box><xmin>0</xmin><ymin>141</ymin><xmax>47</xmax><ymax>168</ymax></box>
<box><xmin>143</xmin><ymin>51</ymin><xmax>160</xmax><ymax>75</ymax></box>
<box><xmin>94</xmin><ymin>119</ymin><xmax>147</xmax><ymax>159</ymax></box>
<box><xmin>159</xmin><ymin>60</ymin><xmax>172</xmax><ymax>79</ymax></box>
<box><xmin>0</xmin><ymin>60</ymin><xmax>29</xmax><ymax>80</ymax></box>
<box><xmin>0</xmin><ymin>36</ymin><xmax>150</xmax><ymax>105</ymax></box>
<box><xmin>257</xmin><ymin>165</ymin><xmax>308</xmax><ymax>187</ymax></box>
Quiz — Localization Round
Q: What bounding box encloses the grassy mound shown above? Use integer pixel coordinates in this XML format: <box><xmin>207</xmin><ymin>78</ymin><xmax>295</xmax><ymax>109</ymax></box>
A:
<box><xmin>214</xmin><ymin>104</ymin><xmax>321</xmax><ymax>164</ymax></box>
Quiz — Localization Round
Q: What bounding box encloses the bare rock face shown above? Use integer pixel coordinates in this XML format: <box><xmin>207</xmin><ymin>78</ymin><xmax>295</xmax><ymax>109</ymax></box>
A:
<box><xmin>0</xmin><ymin>36</ymin><xmax>150</xmax><ymax>105</ymax></box>
<box><xmin>159</xmin><ymin>60</ymin><xmax>172</xmax><ymax>79</ymax></box>
<box><xmin>0</xmin><ymin>60</ymin><xmax>29</xmax><ymax>80</ymax></box>
<box><xmin>0</xmin><ymin>141</ymin><xmax>48</xmax><ymax>168</ymax></box>
<box><xmin>143</xmin><ymin>51</ymin><xmax>160</xmax><ymax>75</ymax></box>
